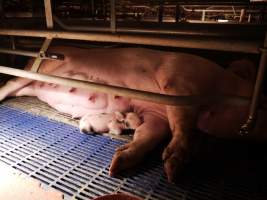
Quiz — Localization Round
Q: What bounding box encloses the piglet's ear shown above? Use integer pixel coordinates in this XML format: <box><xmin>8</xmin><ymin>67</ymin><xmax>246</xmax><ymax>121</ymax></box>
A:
<box><xmin>114</xmin><ymin>111</ymin><xmax>125</xmax><ymax>122</ymax></box>
<box><xmin>227</xmin><ymin>59</ymin><xmax>256</xmax><ymax>82</ymax></box>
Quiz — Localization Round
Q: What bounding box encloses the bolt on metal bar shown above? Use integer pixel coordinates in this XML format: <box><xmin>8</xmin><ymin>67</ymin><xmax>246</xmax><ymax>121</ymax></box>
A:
<box><xmin>31</xmin><ymin>38</ymin><xmax>52</xmax><ymax>72</ymax></box>
<box><xmin>0</xmin><ymin>29</ymin><xmax>261</xmax><ymax>54</ymax></box>
<box><xmin>0</xmin><ymin>65</ymin><xmax>250</xmax><ymax>106</ymax></box>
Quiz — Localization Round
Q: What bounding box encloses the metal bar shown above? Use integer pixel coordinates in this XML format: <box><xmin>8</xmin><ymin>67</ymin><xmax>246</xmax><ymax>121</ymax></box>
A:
<box><xmin>249</xmin><ymin>48</ymin><xmax>267</xmax><ymax>115</ymax></box>
<box><xmin>0</xmin><ymin>48</ymin><xmax>38</xmax><ymax>57</ymax></box>
<box><xmin>53</xmin><ymin>16</ymin><xmax>266</xmax><ymax>37</ymax></box>
<box><xmin>239</xmin><ymin>9</ymin><xmax>246</xmax><ymax>22</ymax></box>
<box><xmin>53</xmin><ymin>15</ymin><xmax>230</xmax><ymax>36</ymax></box>
<box><xmin>201</xmin><ymin>10</ymin><xmax>206</xmax><ymax>21</ymax></box>
<box><xmin>44</xmin><ymin>0</ymin><xmax>53</xmax><ymax>28</ymax></box>
<box><xmin>240</xmin><ymin>32</ymin><xmax>267</xmax><ymax>135</ymax></box>
<box><xmin>0</xmin><ymin>29</ymin><xmax>261</xmax><ymax>54</ymax></box>
<box><xmin>0</xmin><ymin>47</ymin><xmax>63</xmax><ymax>61</ymax></box>
<box><xmin>91</xmin><ymin>0</ymin><xmax>95</xmax><ymax>20</ymax></box>
<box><xmin>0</xmin><ymin>65</ymin><xmax>250</xmax><ymax>106</ymax></box>
<box><xmin>158</xmin><ymin>0</ymin><xmax>164</xmax><ymax>23</ymax></box>
<box><xmin>31</xmin><ymin>38</ymin><xmax>52</xmax><ymax>72</ymax></box>
<box><xmin>110</xmin><ymin>0</ymin><xmax>116</xmax><ymax>33</ymax></box>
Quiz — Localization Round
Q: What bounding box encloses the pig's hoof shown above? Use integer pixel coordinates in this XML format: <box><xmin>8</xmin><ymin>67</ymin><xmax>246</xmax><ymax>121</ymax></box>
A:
<box><xmin>162</xmin><ymin>138</ymin><xmax>189</xmax><ymax>182</ymax></box>
<box><xmin>109</xmin><ymin>143</ymin><xmax>143</xmax><ymax>176</ymax></box>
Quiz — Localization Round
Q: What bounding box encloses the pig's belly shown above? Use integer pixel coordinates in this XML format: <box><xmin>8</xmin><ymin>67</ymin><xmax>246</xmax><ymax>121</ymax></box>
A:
<box><xmin>53</xmin><ymin>104</ymin><xmax>112</xmax><ymax>118</ymax></box>
<box><xmin>33</xmin><ymin>84</ymin><xmax>129</xmax><ymax>118</ymax></box>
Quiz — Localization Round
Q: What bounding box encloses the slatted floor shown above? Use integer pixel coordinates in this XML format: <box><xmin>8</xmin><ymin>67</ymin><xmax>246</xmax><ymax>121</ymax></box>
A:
<box><xmin>0</xmin><ymin>105</ymin><xmax>266</xmax><ymax>200</ymax></box>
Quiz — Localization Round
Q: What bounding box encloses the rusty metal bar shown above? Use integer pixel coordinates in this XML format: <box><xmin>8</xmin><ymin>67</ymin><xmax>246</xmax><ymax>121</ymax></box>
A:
<box><xmin>240</xmin><ymin>32</ymin><xmax>267</xmax><ymax>135</ymax></box>
<box><xmin>44</xmin><ymin>0</ymin><xmax>53</xmax><ymax>28</ymax></box>
<box><xmin>0</xmin><ymin>29</ymin><xmax>261</xmax><ymax>54</ymax></box>
<box><xmin>0</xmin><ymin>65</ymin><xmax>250</xmax><ymax>106</ymax></box>
<box><xmin>31</xmin><ymin>38</ymin><xmax>52</xmax><ymax>72</ymax></box>
<box><xmin>110</xmin><ymin>0</ymin><xmax>116</xmax><ymax>33</ymax></box>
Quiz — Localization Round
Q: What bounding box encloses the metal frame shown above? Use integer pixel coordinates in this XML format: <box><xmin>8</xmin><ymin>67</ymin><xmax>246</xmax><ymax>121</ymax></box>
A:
<box><xmin>240</xmin><ymin>32</ymin><xmax>267</xmax><ymax>135</ymax></box>
<box><xmin>0</xmin><ymin>29</ymin><xmax>261</xmax><ymax>54</ymax></box>
<box><xmin>0</xmin><ymin>0</ymin><xmax>266</xmax><ymax>135</ymax></box>
<box><xmin>29</xmin><ymin>0</ymin><xmax>54</xmax><ymax>73</ymax></box>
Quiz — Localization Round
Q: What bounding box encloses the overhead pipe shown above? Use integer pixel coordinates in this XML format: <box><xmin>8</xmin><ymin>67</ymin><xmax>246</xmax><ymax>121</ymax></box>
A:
<box><xmin>0</xmin><ymin>65</ymin><xmax>250</xmax><ymax>106</ymax></box>
<box><xmin>0</xmin><ymin>29</ymin><xmax>261</xmax><ymax>54</ymax></box>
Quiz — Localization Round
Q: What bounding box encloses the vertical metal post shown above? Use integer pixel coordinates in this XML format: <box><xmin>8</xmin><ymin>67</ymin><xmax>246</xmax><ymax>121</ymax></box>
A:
<box><xmin>10</xmin><ymin>36</ymin><xmax>16</xmax><ymax>66</ymax></box>
<box><xmin>44</xmin><ymin>0</ymin><xmax>53</xmax><ymax>28</ymax></box>
<box><xmin>110</xmin><ymin>0</ymin><xmax>116</xmax><ymax>33</ymax></box>
<box><xmin>31</xmin><ymin>0</ymin><xmax>54</xmax><ymax>73</ymax></box>
<box><xmin>240</xmin><ymin>32</ymin><xmax>267</xmax><ymax>135</ymax></box>
<box><xmin>248</xmin><ymin>13</ymin><xmax>251</xmax><ymax>22</ymax></box>
<box><xmin>91</xmin><ymin>0</ymin><xmax>95</xmax><ymax>20</ymax></box>
<box><xmin>175</xmin><ymin>4</ymin><xmax>180</xmax><ymax>22</ymax></box>
<box><xmin>239</xmin><ymin>9</ymin><xmax>245</xmax><ymax>23</ymax></box>
<box><xmin>158</xmin><ymin>0</ymin><xmax>164</xmax><ymax>23</ymax></box>
<box><xmin>201</xmin><ymin>10</ymin><xmax>206</xmax><ymax>21</ymax></box>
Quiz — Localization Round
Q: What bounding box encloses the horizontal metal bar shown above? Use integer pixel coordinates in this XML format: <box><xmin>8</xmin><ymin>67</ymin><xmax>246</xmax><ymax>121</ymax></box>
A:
<box><xmin>53</xmin><ymin>16</ymin><xmax>265</xmax><ymax>37</ymax></box>
<box><xmin>0</xmin><ymin>47</ymin><xmax>64</xmax><ymax>61</ymax></box>
<box><xmin>0</xmin><ymin>48</ymin><xmax>38</xmax><ymax>57</ymax></box>
<box><xmin>0</xmin><ymin>65</ymin><xmax>250</xmax><ymax>106</ymax></box>
<box><xmin>0</xmin><ymin>29</ymin><xmax>261</xmax><ymax>53</ymax></box>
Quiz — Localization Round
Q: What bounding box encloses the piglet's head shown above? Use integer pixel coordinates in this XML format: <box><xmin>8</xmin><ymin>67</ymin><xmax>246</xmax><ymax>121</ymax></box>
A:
<box><xmin>108</xmin><ymin>112</ymin><xmax>142</xmax><ymax>135</ymax></box>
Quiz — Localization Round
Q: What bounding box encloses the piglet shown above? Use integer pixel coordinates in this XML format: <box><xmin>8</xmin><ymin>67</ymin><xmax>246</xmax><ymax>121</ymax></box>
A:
<box><xmin>79</xmin><ymin>111</ymin><xmax>142</xmax><ymax>135</ymax></box>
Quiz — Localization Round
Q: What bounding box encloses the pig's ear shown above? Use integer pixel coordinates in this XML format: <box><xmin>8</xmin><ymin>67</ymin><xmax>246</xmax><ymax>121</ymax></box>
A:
<box><xmin>114</xmin><ymin>111</ymin><xmax>125</xmax><ymax>122</ymax></box>
<box><xmin>227</xmin><ymin>59</ymin><xmax>256</xmax><ymax>82</ymax></box>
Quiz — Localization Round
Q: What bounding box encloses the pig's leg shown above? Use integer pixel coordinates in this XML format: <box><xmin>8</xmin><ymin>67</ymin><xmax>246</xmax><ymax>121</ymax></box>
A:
<box><xmin>109</xmin><ymin>113</ymin><xmax>170</xmax><ymax>176</ymax></box>
<box><xmin>162</xmin><ymin>106</ymin><xmax>198</xmax><ymax>182</ymax></box>
<box><xmin>0</xmin><ymin>77</ymin><xmax>33</xmax><ymax>101</ymax></box>
<box><xmin>0</xmin><ymin>59</ymin><xmax>34</xmax><ymax>101</ymax></box>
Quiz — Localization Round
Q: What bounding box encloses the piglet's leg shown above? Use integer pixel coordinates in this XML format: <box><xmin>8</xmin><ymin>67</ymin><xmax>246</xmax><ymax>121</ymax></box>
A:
<box><xmin>0</xmin><ymin>77</ymin><xmax>33</xmax><ymax>101</ymax></box>
<box><xmin>109</xmin><ymin>113</ymin><xmax>170</xmax><ymax>176</ymax></box>
<box><xmin>163</xmin><ymin>106</ymin><xmax>198</xmax><ymax>182</ymax></box>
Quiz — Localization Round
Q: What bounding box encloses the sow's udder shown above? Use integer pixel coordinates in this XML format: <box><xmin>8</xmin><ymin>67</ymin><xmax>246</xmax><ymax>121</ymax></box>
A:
<box><xmin>33</xmin><ymin>82</ymin><xmax>131</xmax><ymax>118</ymax></box>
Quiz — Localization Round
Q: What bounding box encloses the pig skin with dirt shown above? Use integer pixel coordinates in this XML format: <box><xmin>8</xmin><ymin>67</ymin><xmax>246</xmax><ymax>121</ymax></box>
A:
<box><xmin>0</xmin><ymin>46</ymin><xmax>266</xmax><ymax>182</ymax></box>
